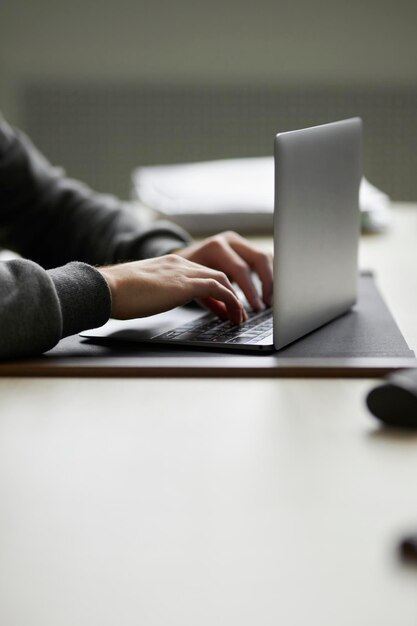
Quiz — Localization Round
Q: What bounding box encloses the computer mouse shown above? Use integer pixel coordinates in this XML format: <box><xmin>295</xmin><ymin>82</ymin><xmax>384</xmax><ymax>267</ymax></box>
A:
<box><xmin>366</xmin><ymin>368</ymin><xmax>417</xmax><ymax>428</ymax></box>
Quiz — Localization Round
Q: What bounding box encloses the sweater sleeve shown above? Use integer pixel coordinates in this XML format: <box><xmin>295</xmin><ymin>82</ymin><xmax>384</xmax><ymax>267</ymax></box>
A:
<box><xmin>0</xmin><ymin>259</ymin><xmax>111</xmax><ymax>360</ymax></box>
<box><xmin>0</xmin><ymin>115</ymin><xmax>192</xmax><ymax>268</ymax></box>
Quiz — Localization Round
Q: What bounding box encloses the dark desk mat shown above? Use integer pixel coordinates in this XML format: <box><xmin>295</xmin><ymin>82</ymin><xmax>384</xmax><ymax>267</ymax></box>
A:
<box><xmin>1</xmin><ymin>273</ymin><xmax>415</xmax><ymax>377</ymax></box>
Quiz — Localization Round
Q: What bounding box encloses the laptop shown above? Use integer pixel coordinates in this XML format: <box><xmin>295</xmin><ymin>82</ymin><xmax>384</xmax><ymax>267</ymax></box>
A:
<box><xmin>82</xmin><ymin>118</ymin><xmax>363</xmax><ymax>352</ymax></box>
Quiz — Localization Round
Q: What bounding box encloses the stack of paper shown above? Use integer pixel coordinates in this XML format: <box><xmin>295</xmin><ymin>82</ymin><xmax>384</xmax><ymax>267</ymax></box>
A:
<box><xmin>132</xmin><ymin>157</ymin><xmax>391</xmax><ymax>234</ymax></box>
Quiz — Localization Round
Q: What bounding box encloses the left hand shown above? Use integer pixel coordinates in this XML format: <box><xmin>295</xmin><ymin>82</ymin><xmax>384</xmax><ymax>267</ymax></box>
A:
<box><xmin>174</xmin><ymin>231</ymin><xmax>273</xmax><ymax>311</ymax></box>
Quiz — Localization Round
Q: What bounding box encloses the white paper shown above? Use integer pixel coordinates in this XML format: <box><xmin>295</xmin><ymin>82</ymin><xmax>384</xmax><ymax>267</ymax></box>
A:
<box><xmin>132</xmin><ymin>157</ymin><xmax>391</xmax><ymax>233</ymax></box>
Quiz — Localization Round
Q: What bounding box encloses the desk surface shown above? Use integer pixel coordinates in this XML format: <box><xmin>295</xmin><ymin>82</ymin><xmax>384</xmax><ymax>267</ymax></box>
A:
<box><xmin>1</xmin><ymin>204</ymin><xmax>417</xmax><ymax>625</ymax></box>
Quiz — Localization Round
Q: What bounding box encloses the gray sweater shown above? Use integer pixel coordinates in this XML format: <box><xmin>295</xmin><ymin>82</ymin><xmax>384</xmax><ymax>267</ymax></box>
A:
<box><xmin>0</xmin><ymin>116</ymin><xmax>191</xmax><ymax>359</ymax></box>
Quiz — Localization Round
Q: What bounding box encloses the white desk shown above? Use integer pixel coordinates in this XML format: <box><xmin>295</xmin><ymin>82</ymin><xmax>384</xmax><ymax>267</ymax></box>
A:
<box><xmin>0</xmin><ymin>205</ymin><xmax>417</xmax><ymax>625</ymax></box>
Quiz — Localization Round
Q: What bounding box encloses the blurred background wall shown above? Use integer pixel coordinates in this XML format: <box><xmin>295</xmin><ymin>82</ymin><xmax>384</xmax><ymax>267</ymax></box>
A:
<box><xmin>1</xmin><ymin>0</ymin><xmax>417</xmax><ymax>199</ymax></box>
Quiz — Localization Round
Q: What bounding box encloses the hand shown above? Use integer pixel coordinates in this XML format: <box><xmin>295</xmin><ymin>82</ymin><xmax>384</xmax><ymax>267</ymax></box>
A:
<box><xmin>98</xmin><ymin>254</ymin><xmax>247</xmax><ymax>324</ymax></box>
<box><xmin>174</xmin><ymin>231</ymin><xmax>273</xmax><ymax>311</ymax></box>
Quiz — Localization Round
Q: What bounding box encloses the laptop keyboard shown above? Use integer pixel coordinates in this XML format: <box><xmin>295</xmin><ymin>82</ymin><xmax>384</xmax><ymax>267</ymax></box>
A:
<box><xmin>154</xmin><ymin>307</ymin><xmax>273</xmax><ymax>345</ymax></box>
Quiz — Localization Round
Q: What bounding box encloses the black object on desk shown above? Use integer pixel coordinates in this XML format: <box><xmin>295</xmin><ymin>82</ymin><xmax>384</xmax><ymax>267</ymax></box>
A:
<box><xmin>399</xmin><ymin>533</ymin><xmax>417</xmax><ymax>562</ymax></box>
<box><xmin>366</xmin><ymin>369</ymin><xmax>417</xmax><ymax>428</ymax></box>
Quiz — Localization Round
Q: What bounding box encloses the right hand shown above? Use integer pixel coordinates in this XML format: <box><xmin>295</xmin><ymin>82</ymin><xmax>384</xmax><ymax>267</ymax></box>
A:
<box><xmin>98</xmin><ymin>254</ymin><xmax>248</xmax><ymax>324</ymax></box>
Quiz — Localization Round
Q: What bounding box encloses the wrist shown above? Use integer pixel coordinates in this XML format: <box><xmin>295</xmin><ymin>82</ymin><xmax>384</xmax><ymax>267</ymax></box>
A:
<box><xmin>97</xmin><ymin>266</ymin><xmax>118</xmax><ymax>314</ymax></box>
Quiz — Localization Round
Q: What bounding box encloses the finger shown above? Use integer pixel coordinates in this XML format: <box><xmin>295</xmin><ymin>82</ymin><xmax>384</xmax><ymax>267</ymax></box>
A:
<box><xmin>256</xmin><ymin>254</ymin><xmax>273</xmax><ymax>307</ymax></box>
<box><xmin>194</xmin><ymin>267</ymin><xmax>244</xmax><ymax>307</ymax></box>
<box><xmin>202</xmin><ymin>297</ymin><xmax>249</xmax><ymax>322</ymax></box>
<box><xmin>175</xmin><ymin>257</ymin><xmax>241</xmax><ymax>300</ymax></box>
<box><xmin>225</xmin><ymin>234</ymin><xmax>274</xmax><ymax>307</ymax></box>
<box><xmin>192</xmin><ymin>279</ymin><xmax>245</xmax><ymax>324</ymax></box>
<box><xmin>219</xmin><ymin>245</ymin><xmax>265</xmax><ymax>312</ymax></box>
<box><xmin>197</xmin><ymin>297</ymin><xmax>229</xmax><ymax>320</ymax></box>
<box><xmin>189</xmin><ymin>238</ymin><xmax>264</xmax><ymax>311</ymax></box>
<box><xmin>168</xmin><ymin>256</ymin><xmax>245</xmax><ymax>321</ymax></box>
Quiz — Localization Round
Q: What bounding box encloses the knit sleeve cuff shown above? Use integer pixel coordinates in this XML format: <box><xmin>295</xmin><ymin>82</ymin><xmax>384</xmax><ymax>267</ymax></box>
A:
<box><xmin>48</xmin><ymin>262</ymin><xmax>112</xmax><ymax>337</ymax></box>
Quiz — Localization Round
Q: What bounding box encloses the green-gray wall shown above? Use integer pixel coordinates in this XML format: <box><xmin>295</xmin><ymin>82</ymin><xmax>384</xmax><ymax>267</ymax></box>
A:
<box><xmin>1</xmin><ymin>0</ymin><xmax>417</xmax><ymax>198</ymax></box>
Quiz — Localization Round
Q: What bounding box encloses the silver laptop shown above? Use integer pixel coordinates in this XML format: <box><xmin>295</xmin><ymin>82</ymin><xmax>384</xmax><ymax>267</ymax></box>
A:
<box><xmin>82</xmin><ymin>118</ymin><xmax>362</xmax><ymax>352</ymax></box>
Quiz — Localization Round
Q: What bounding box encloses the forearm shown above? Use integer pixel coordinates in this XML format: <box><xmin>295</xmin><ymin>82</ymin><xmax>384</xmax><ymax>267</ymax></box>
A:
<box><xmin>0</xmin><ymin>259</ymin><xmax>110</xmax><ymax>359</ymax></box>
<box><xmin>0</xmin><ymin>116</ymin><xmax>191</xmax><ymax>268</ymax></box>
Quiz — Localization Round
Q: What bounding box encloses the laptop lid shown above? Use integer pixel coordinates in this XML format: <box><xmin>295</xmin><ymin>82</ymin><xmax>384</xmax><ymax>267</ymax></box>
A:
<box><xmin>273</xmin><ymin>117</ymin><xmax>362</xmax><ymax>349</ymax></box>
